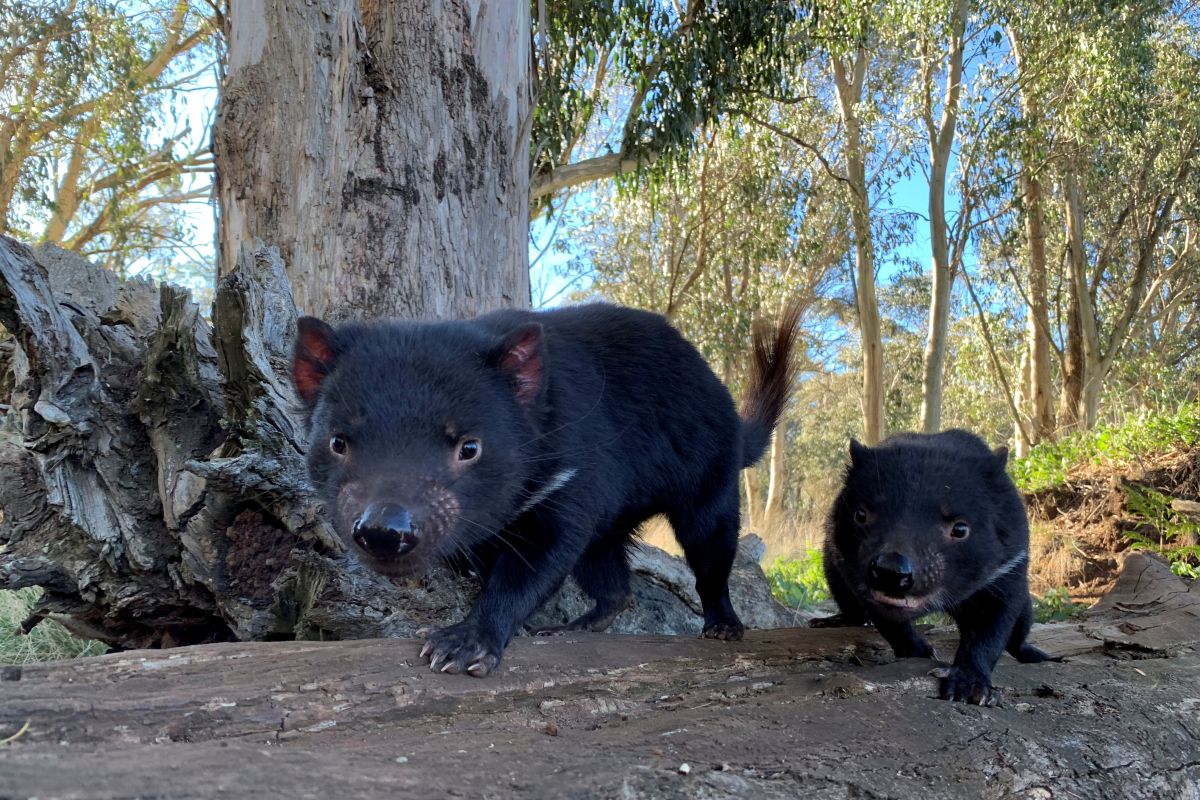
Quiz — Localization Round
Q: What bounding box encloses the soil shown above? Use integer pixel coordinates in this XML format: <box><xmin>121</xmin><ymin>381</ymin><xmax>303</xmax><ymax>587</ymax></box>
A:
<box><xmin>1</xmin><ymin>554</ymin><xmax>1198</xmax><ymax>800</ymax></box>
<box><xmin>1026</xmin><ymin>444</ymin><xmax>1200</xmax><ymax>601</ymax></box>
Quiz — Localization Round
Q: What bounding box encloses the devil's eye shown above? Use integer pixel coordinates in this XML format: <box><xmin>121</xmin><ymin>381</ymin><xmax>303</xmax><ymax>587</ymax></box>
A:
<box><xmin>950</xmin><ymin>521</ymin><xmax>970</xmax><ymax>540</ymax></box>
<box><xmin>457</xmin><ymin>438</ymin><xmax>481</xmax><ymax>462</ymax></box>
<box><xmin>329</xmin><ymin>434</ymin><xmax>348</xmax><ymax>456</ymax></box>
<box><xmin>853</xmin><ymin>507</ymin><xmax>868</xmax><ymax>525</ymax></box>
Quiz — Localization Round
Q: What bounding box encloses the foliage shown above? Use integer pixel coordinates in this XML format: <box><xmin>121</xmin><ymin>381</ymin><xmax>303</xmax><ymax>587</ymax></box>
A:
<box><xmin>1121</xmin><ymin>483</ymin><xmax>1200</xmax><ymax>578</ymax></box>
<box><xmin>765</xmin><ymin>551</ymin><xmax>830</xmax><ymax>609</ymax></box>
<box><xmin>1010</xmin><ymin>403</ymin><xmax>1200</xmax><ymax>492</ymax></box>
<box><xmin>1032</xmin><ymin>587</ymin><xmax>1086</xmax><ymax>623</ymax></box>
<box><xmin>0</xmin><ymin>0</ymin><xmax>216</xmax><ymax>276</ymax></box>
<box><xmin>532</xmin><ymin>0</ymin><xmax>807</xmax><ymax>204</ymax></box>
<box><xmin>0</xmin><ymin>588</ymin><xmax>107</xmax><ymax>665</ymax></box>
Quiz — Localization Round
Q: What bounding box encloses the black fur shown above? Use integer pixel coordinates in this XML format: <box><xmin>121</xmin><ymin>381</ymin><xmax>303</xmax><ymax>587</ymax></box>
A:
<box><xmin>812</xmin><ymin>429</ymin><xmax>1054</xmax><ymax>705</ymax></box>
<box><xmin>293</xmin><ymin>301</ymin><xmax>800</xmax><ymax>677</ymax></box>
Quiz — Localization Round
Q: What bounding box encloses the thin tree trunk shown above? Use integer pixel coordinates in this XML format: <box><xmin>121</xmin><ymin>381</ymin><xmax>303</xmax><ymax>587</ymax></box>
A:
<box><xmin>1022</xmin><ymin>166</ymin><xmax>1056</xmax><ymax>443</ymax></box>
<box><xmin>832</xmin><ymin>49</ymin><xmax>885</xmax><ymax>445</ymax></box>
<box><xmin>1060</xmin><ymin>160</ymin><xmax>1096</xmax><ymax>433</ymax></box>
<box><xmin>1014</xmin><ymin>345</ymin><xmax>1032</xmax><ymax>457</ymax></box>
<box><xmin>1008</xmin><ymin>28</ymin><xmax>1055</xmax><ymax>445</ymax></box>
<box><xmin>918</xmin><ymin>0</ymin><xmax>969</xmax><ymax>434</ymax></box>
<box><xmin>743</xmin><ymin>470</ymin><xmax>762</xmax><ymax>530</ymax></box>
<box><xmin>763</xmin><ymin>427</ymin><xmax>786</xmax><ymax>531</ymax></box>
<box><xmin>215</xmin><ymin>0</ymin><xmax>531</xmax><ymax>320</ymax></box>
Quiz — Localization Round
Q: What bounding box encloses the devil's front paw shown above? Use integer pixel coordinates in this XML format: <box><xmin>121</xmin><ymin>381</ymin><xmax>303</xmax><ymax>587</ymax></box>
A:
<box><xmin>701</xmin><ymin>620</ymin><xmax>745</xmax><ymax>641</ymax></box>
<box><xmin>931</xmin><ymin>665</ymin><xmax>1000</xmax><ymax>706</ymax></box>
<box><xmin>418</xmin><ymin>622</ymin><xmax>504</xmax><ymax>677</ymax></box>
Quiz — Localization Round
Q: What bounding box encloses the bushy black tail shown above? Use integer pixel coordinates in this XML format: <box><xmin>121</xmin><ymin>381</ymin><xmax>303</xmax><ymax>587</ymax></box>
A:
<box><xmin>740</xmin><ymin>298</ymin><xmax>803</xmax><ymax>468</ymax></box>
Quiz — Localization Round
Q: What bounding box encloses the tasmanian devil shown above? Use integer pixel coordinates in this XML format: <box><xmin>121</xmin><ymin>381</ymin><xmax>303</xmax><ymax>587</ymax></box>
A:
<box><xmin>292</xmin><ymin>301</ymin><xmax>800</xmax><ymax>677</ymax></box>
<box><xmin>811</xmin><ymin>429</ymin><xmax>1054</xmax><ymax>705</ymax></box>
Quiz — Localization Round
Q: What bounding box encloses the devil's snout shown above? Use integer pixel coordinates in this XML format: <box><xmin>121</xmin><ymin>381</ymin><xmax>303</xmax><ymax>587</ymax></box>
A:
<box><xmin>868</xmin><ymin>552</ymin><xmax>915</xmax><ymax>596</ymax></box>
<box><xmin>352</xmin><ymin>503</ymin><xmax>420</xmax><ymax>558</ymax></box>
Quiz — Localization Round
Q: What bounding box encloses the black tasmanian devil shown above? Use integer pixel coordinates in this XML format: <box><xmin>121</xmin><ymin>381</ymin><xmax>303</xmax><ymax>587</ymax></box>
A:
<box><xmin>812</xmin><ymin>430</ymin><xmax>1055</xmax><ymax>705</ymax></box>
<box><xmin>292</xmin><ymin>301</ymin><xmax>801</xmax><ymax>676</ymax></box>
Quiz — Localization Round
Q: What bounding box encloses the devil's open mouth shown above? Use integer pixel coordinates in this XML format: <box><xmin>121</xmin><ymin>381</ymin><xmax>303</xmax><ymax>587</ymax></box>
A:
<box><xmin>870</xmin><ymin>590</ymin><xmax>932</xmax><ymax>613</ymax></box>
<box><xmin>349</xmin><ymin>544</ymin><xmax>429</xmax><ymax>577</ymax></box>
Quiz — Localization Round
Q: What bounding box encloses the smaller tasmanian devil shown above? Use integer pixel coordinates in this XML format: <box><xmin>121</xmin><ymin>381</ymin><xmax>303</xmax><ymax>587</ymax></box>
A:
<box><xmin>292</xmin><ymin>301</ymin><xmax>800</xmax><ymax>677</ymax></box>
<box><xmin>812</xmin><ymin>430</ymin><xmax>1054</xmax><ymax>705</ymax></box>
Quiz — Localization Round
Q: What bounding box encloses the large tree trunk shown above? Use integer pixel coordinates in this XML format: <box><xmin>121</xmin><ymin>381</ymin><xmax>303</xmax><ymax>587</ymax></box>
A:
<box><xmin>918</xmin><ymin>0</ymin><xmax>969</xmax><ymax>434</ymax></box>
<box><xmin>3</xmin><ymin>554</ymin><xmax>1199</xmax><ymax>799</ymax></box>
<box><xmin>214</xmin><ymin>0</ymin><xmax>532</xmax><ymax>320</ymax></box>
<box><xmin>832</xmin><ymin>49</ymin><xmax>885</xmax><ymax>445</ymax></box>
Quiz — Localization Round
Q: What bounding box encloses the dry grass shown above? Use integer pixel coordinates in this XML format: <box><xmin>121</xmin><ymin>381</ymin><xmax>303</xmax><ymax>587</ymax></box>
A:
<box><xmin>639</xmin><ymin>510</ymin><xmax>825</xmax><ymax>564</ymax></box>
<box><xmin>0</xmin><ymin>588</ymin><xmax>108</xmax><ymax>665</ymax></box>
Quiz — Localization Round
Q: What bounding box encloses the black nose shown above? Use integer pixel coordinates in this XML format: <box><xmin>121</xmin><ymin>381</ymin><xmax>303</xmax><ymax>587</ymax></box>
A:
<box><xmin>352</xmin><ymin>504</ymin><xmax>419</xmax><ymax>559</ymax></box>
<box><xmin>868</xmin><ymin>552</ymin><xmax>915</xmax><ymax>596</ymax></box>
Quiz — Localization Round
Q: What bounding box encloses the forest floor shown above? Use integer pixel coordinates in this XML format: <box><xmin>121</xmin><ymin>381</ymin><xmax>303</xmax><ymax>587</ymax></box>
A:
<box><xmin>1026</xmin><ymin>441</ymin><xmax>1199</xmax><ymax>601</ymax></box>
<box><xmin>2</xmin><ymin>553</ymin><xmax>1198</xmax><ymax>800</ymax></box>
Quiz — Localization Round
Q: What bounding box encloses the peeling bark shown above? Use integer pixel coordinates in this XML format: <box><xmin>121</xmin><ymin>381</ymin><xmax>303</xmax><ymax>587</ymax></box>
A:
<box><xmin>215</xmin><ymin>0</ymin><xmax>532</xmax><ymax>321</ymax></box>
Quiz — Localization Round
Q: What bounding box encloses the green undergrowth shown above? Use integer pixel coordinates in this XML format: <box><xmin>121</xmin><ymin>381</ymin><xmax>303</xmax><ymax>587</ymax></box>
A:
<box><xmin>765</xmin><ymin>551</ymin><xmax>830</xmax><ymax>609</ymax></box>
<box><xmin>1010</xmin><ymin>402</ymin><xmax>1200</xmax><ymax>493</ymax></box>
<box><xmin>1121</xmin><ymin>484</ymin><xmax>1200</xmax><ymax>580</ymax></box>
<box><xmin>0</xmin><ymin>588</ymin><xmax>108</xmax><ymax>665</ymax></box>
<box><xmin>767</xmin><ymin>550</ymin><xmax>1086</xmax><ymax>623</ymax></box>
<box><xmin>1031</xmin><ymin>587</ymin><xmax>1087</xmax><ymax>622</ymax></box>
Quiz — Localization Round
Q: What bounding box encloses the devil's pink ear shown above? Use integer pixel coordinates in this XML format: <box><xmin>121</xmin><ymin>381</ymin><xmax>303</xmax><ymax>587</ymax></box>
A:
<box><xmin>293</xmin><ymin>317</ymin><xmax>338</xmax><ymax>404</ymax></box>
<box><xmin>491</xmin><ymin>322</ymin><xmax>544</xmax><ymax>405</ymax></box>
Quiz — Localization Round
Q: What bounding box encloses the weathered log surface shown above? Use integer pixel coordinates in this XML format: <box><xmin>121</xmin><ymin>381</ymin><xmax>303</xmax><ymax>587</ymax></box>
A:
<box><xmin>0</xmin><ymin>237</ymin><xmax>793</xmax><ymax>653</ymax></box>
<box><xmin>1</xmin><ymin>554</ymin><xmax>1198</xmax><ymax>799</ymax></box>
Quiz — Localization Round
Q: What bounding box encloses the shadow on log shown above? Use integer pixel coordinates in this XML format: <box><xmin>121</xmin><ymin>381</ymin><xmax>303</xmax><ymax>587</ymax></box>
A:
<box><xmin>1</xmin><ymin>554</ymin><xmax>1198</xmax><ymax>798</ymax></box>
<box><xmin>0</xmin><ymin>237</ymin><xmax>792</xmax><ymax>651</ymax></box>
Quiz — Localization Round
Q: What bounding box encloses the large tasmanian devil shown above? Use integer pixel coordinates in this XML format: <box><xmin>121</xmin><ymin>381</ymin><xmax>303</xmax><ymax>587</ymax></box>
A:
<box><xmin>292</xmin><ymin>301</ymin><xmax>800</xmax><ymax>676</ymax></box>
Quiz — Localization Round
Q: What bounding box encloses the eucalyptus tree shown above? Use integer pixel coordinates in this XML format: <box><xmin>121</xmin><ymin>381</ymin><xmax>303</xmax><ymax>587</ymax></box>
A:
<box><xmin>785</xmin><ymin>4</ymin><xmax>918</xmax><ymax>445</ymax></box>
<box><xmin>217</xmin><ymin>0</ymin><xmax>804</xmax><ymax>320</ymax></box>
<box><xmin>892</xmin><ymin>0</ymin><xmax>973</xmax><ymax>433</ymax></box>
<box><xmin>577</xmin><ymin>111</ymin><xmax>847</xmax><ymax>526</ymax></box>
<box><xmin>1055</xmin><ymin>9</ymin><xmax>1199</xmax><ymax>429</ymax></box>
<box><xmin>0</xmin><ymin>0</ymin><xmax>216</xmax><ymax>272</ymax></box>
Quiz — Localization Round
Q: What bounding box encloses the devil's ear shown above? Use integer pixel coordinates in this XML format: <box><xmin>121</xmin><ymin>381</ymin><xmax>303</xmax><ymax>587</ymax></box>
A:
<box><xmin>849</xmin><ymin>438</ymin><xmax>871</xmax><ymax>466</ymax></box>
<box><xmin>991</xmin><ymin>445</ymin><xmax>1010</xmax><ymax>471</ymax></box>
<box><xmin>293</xmin><ymin>317</ymin><xmax>338</xmax><ymax>405</ymax></box>
<box><xmin>489</xmin><ymin>322</ymin><xmax>544</xmax><ymax>406</ymax></box>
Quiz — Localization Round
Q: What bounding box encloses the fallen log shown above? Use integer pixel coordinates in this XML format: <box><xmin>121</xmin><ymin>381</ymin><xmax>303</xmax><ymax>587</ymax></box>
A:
<box><xmin>1</xmin><ymin>554</ymin><xmax>1198</xmax><ymax>799</ymax></box>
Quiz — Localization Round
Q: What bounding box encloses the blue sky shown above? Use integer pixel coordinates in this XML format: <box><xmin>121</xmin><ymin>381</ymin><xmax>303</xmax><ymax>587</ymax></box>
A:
<box><xmin>169</xmin><ymin>80</ymin><xmax>940</xmax><ymax>309</ymax></box>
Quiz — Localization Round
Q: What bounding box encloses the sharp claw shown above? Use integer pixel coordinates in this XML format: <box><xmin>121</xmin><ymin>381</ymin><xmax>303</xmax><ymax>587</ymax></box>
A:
<box><xmin>416</xmin><ymin>627</ymin><xmax>431</xmax><ymax>638</ymax></box>
<box><xmin>929</xmin><ymin>667</ymin><xmax>951</xmax><ymax>679</ymax></box>
<box><xmin>467</xmin><ymin>661</ymin><xmax>486</xmax><ymax>677</ymax></box>
<box><xmin>420</xmin><ymin>642</ymin><xmax>433</xmax><ymax>659</ymax></box>
<box><xmin>441</xmin><ymin>661</ymin><xmax>459</xmax><ymax>674</ymax></box>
